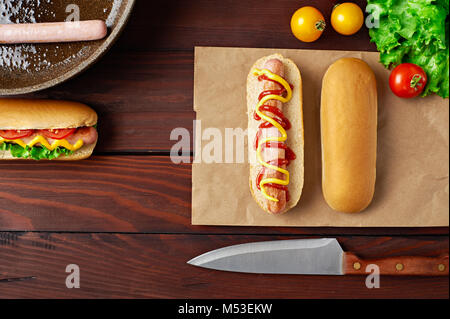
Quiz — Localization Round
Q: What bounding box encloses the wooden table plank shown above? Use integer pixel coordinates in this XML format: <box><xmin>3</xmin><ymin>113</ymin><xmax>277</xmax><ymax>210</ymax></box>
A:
<box><xmin>114</xmin><ymin>0</ymin><xmax>376</xmax><ymax>52</ymax></box>
<box><xmin>23</xmin><ymin>51</ymin><xmax>195</xmax><ymax>152</ymax></box>
<box><xmin>0</xmin><ymin>233</ymin><xmax>447</xmax><ymax>299</ymax></box>
<box><xmin>0</xmin><ymin>156</ymin><xmax>447</xmax><ymax>235</ymax></box>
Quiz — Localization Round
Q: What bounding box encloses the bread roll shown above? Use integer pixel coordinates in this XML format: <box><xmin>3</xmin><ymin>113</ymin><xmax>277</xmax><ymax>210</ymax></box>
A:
<box><xmin>0</xmin><ymin>99</ymin><xmax>98</xmax><ymax>130</ymax></box>
<box><xmin>321</xmin><ymin>58</ymin><xmax>377</xmax><ymax>213</ymax></box>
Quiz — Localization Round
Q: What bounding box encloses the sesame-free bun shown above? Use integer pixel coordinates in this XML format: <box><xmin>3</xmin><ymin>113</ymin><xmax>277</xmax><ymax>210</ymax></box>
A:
<box><xmin>321</xmin><ymin>58</ymin><xmax>377</xmax><ymax>213</ymax></box>
<box><xmin>0</xmin><ymin>99</ymin><xmax>98</xmax><ymax>130</ymax></box>
<box><xmin>247</xmin><ymin>54</ymin><xmax>304</xmax><ymax>214</ymax></box>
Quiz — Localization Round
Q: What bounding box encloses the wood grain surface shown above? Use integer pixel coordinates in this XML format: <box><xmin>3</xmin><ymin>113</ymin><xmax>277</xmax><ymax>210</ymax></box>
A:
<box><xmin>0</xmin><ymin>0</ymin><xmax>448</xmax><ymax>298</ymax></box>
<box><xmin>0</xmin><ymin>233</ymin><xmax>448</xmax><ymax>298</ymax></box>
<box><xmin>20</xmin><ymin>51</ymin><xmax>195</xmax><ymax>152</ymax></box>
<box><xmin>0</xmin><ymin>156</ymin><xmax>446</xmax><ymax>235</ymax></box>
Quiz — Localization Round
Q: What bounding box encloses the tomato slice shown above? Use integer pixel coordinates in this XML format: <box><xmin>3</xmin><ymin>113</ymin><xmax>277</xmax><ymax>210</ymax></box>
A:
<box><xmin>39</xmin><ymin>128</ymin><xmax>77</xmax><ymax>140</ymax></box>
<box><xmin>0</xmin><ymin>129</ymin><xmax>34</xmax><ymax>139</ymax></box>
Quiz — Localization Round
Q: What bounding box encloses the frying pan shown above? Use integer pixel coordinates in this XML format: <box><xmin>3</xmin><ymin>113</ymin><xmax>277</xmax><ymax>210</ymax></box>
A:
<box><xmin>0</xmin><ymin>0</ymin><xmax>135</xmax><ymax>95</ymax></box>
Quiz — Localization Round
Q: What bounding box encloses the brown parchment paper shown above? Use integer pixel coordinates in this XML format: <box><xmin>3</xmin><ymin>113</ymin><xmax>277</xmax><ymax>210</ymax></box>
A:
<box><xmin>192</xmin><ymin>46</ymin><xmax>449</xmax><ymax>227</ymax></box>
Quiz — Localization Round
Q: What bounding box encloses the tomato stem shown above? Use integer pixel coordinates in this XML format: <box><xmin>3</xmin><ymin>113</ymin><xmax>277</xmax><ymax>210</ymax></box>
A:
<box><xmin>315</xmin><ymin>20</ymin><xmax>326</xmax><ymax>31</ymax></box>
<box><xmin>410</xmin><ymin>74</ymin><xmax>422</xmax><ymax>90</ymax></box>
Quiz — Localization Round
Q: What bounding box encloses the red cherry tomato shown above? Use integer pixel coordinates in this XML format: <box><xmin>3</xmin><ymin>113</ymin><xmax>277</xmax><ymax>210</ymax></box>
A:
<box><xmin>0</xmin><ymin>129</ymin><xmax>34</xmax><ymax>139</ymax></box>
<box><xmin>39</xmin><ymin>128</ymin><xmax>77</xmax><ymax>140</ymax></box>
<box><xmin>389</xmin><ymin>63</ymin><xmax>427</xmax><ymax>98</ymax></box>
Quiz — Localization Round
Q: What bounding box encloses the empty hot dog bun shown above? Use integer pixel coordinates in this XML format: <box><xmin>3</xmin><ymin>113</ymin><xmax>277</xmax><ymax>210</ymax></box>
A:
<box><xmin>321</xmin><ymin>58</ymin><xmax>377</xmax><ymax>213</ymax></box>
<box><xmin>247</xmin><ymin>54</ymin><xmax>304</xmax><ymax>214</ymax></box>
<box><xmin>0</xmin><ymin>99</ymin><xmax>98</xmax><ymax>161</ymax></box>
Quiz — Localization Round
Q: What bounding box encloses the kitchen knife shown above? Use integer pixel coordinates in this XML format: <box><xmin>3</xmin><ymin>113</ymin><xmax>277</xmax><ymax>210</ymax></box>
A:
<box><xmin>187</xmin><ymin>238</ymin><xmax>448</xmax><ymax>276</ymax></box>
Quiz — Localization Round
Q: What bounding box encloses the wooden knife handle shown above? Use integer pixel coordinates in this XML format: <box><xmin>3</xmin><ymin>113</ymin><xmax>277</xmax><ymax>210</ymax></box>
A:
<box><xmin>343</xmin><ymin>252</ymin><xmax>449</xmax><ymax>276</ymax></box>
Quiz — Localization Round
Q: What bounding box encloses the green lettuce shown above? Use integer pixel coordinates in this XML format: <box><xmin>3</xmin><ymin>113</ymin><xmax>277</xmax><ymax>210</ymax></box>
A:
<box><xmin>367</xmin><ymin>0</ymin><xmax>449</xmax><ymax>98</ymax></box>
<box><xmin>0</xmin><ymin>142</ymin><xmax>73</xmax><ymax>160</ymax></box>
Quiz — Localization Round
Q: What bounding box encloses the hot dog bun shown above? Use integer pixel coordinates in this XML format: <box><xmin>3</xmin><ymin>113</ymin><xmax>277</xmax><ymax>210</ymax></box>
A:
<box><xmin>247</xmin><ymin>54</ymin><xmax>304</xmax><ymax>214</ymax></box>
<box><xmin>321</xmin><ymin>58</ymin><xmax>377</xmax><ymax>213</ymax></box>
<box><xmin>0</xmin><ymin>99</ymin><xmax>97</xmax><ymax>130</ymax></box>
<box><xmin>0</xmin><ymin>99</ymin><xmax>98</xmax><ymax>161</ymax></box>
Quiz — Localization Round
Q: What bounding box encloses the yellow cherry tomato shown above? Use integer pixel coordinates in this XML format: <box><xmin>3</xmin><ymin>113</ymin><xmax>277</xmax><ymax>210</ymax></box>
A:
<box><xmin>331</xmin><ymin>2</ymin><xmax>364</xmax><ymax>36</ymax></box>
<box><xmin>290</xmin><ymin>6</ymin><xmax>326</xmax><ymax>43</ymax></box>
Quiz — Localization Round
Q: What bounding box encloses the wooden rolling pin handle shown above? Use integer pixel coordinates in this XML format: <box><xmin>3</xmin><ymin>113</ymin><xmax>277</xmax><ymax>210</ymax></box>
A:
<box><xmin>343</xmin><ymin>252</ymin><xmax>449</xmax><ymax>276</ymax></box>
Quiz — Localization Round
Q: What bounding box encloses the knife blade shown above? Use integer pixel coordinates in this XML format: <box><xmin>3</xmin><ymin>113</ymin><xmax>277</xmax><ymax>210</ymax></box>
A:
<box><xmin>187</xmin><ymin>238</ymin><xmax>449</xmax><ymax>276</ymax></box>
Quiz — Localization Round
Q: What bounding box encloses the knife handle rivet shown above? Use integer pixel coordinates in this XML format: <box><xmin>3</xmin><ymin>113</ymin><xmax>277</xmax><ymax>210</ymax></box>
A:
<box><xmin>438</xmin><ymin>264</ymin><xmax>446</xmax><ymax>272</ymax></box>
<box><xmin>396</xmin><ymin>263</ymin><xmax>404</xmax><ymax>271</ymax></box>
<box><xmin>353</xmin><ymin>262</ymin><xmax>361</xmax><ymax>270</ymax></box>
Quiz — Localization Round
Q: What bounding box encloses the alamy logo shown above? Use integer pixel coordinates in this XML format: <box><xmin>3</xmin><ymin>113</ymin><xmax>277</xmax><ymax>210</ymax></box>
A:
<box><xmin>170</xmin><ymin>120</ymin><xmax>250</xmax><ymax>164</ymax></box>
<box><xmin>365</xmin><ymin>264</ymin><xmax>380</xmax><ymax>288</ymax></box>
<box><xmin>65</xmin><ymin>264</ymin><xmax>80</xmax><ymax>288</ymax></box>
<box><xmin>365</xmin><ymin>4</ymin><xmax>381</xmax><ymax>29</ymax></box>
<box><xmin>65</xmin><ymin>4</ymin><xmax>80</xmax><ymax>22</ymax></box>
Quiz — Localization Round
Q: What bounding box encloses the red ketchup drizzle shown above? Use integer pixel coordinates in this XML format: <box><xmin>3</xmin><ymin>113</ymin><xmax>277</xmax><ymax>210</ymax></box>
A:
<box><xmin>253</xmin><ymin>106</ymin><xmax>292</xmax><ymax>150</ymax></box>
<box><xmin>254</xmin><ymin>74</ymin><xmax>296</xmax><ymax>202</ymax></box>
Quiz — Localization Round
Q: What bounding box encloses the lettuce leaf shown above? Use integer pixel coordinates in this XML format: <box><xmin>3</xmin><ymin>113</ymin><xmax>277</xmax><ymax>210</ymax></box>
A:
<box><xmin>367</xmin><ymin>0</ymin><xmax>449</xmax><ymax>98</ymax></box>
<box><xmin>0</xmin><ymin>142</ymin><xmax>74</xmax><ymax>160</ymax></box>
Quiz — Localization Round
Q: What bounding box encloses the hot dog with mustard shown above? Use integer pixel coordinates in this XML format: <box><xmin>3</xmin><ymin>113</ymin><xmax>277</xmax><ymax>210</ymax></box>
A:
<box><xmin>248</xmin><ymin>54</ymin><xmax>304</xmax><ymax>214</ymax></box>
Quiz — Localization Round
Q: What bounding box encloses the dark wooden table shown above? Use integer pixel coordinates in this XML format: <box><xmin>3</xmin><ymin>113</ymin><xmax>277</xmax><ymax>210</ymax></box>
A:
<box><xmin>0</xmin><ymin>0</ymin><xmax>448</xmax><ymax>299</ymax></box>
